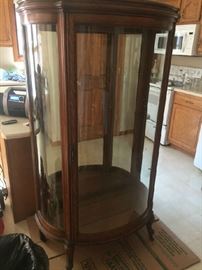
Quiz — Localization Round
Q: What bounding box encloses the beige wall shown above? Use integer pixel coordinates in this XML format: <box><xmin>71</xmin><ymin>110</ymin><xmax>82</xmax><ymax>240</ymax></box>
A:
<box><xmin>0</xmin><ymin>47</ymin><xmax>24</xmax><ymax>70</ymax></box>
<box><xmin>171</xmin><ymin>55</ymin><xmax>202</xmax><ymax>68</ymax></box>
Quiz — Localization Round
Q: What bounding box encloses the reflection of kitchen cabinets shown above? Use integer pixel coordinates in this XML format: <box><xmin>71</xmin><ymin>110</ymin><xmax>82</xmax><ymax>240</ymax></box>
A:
<box><xmin>169</xmin><ymin>91</ymin><xmax>202</xmax><ymax>155</ymax></box>
<box><xmin>77</xmin><ymin>34</ymin><xmax>107</xmax><ymax>140</ymax></box>
<box><xmin>0</xmin><ymin>0</ymin><xmax>13</xmax><ymax>46</ymax></box>
<box><xmin>0</xmin><ymin>136</ymin><xmax>36</xmax><ymax>222</ymax></box>
<box><xmin>179</xmin><ymin>0</ymin><xmax>202</xmax><ymax>24</ymax></box>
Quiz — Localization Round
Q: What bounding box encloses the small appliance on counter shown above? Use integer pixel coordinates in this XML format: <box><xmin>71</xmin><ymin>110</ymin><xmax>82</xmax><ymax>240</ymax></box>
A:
<box><xmin>0</xmin><ymin>87</ymin><xmax>28</xmax><ymax>118</ymax></box>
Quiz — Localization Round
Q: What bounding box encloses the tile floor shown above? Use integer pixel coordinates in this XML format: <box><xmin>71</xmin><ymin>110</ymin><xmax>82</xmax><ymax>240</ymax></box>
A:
<box><xmin>1</xmin><ymin>144</ymin><xmax>202</xmax><ymax>269</ymax></box>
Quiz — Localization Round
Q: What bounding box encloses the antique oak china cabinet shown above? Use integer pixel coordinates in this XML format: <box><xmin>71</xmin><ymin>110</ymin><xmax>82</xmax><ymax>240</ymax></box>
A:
<box><xmin>17</xmin><ymin>0</ymin><xmax>178</xmax><ymax>268</ymax></box>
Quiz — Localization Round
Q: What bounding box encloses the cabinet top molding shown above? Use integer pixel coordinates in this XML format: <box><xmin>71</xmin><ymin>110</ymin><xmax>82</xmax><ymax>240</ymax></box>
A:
<box><xmin>17</xmin><ymin>0</ymin><xmax>180</xmax><ymax>22</ymax></box>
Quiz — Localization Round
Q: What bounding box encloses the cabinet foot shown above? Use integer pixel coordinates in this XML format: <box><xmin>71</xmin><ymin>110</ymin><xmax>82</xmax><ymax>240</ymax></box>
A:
<box><xmin>146</xmin><ymin>212</ymin><xmax>155</xmax><ymax>241</ymax></box>
<box><xmin>39</xmin><ymin>230</ymin><xmax>47</xmax><ymax>242</ymax></box>
<box><xmin>65</xmin><ymin>241</ymin><xmax>74</xmax><ymax>270</ymax></box>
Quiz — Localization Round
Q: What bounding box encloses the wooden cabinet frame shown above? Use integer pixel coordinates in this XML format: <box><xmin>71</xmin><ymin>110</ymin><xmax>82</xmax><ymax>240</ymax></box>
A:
<box><xmin>169</xmin><ymin>92</ymin><xmax>202</xmax><ymax>155</ymax></box>
<box><xmin>18</xmin><ymin>1</ymin><xmax>178</xmax><ymax>269</ymax></box>
<box><xmin>180</xmin><ymin>0</ymin><xmax>202</xmax><ymax>24</ymax></box>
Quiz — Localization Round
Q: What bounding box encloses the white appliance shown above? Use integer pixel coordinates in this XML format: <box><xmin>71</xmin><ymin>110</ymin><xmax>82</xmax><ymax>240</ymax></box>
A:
<box><xmin>194</xmin><ymin>124</ymin><xmax>202</xmax><ymax>170</ymax></box>
<box><xmin>154</xmin><ymin>24</ymin><xmax>200</xmax><ymax>56</ymax></box>
<box><xmin>145</xmin><ymin>83</ymin><xmax>174</xmax><ymax>145</ymax></box>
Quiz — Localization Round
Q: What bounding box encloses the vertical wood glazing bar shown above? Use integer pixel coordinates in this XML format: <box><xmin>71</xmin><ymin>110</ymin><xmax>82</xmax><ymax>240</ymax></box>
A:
<box><xmin>103</xmin><ymin>32</ymin><xmax>118</xmax><ymax>168</ymax></box>
<box><xmin>147</xmin><ymin>27</ymin><xmax>176</xmax><ymax>209</ymax></box>
<box><xmin>58</xmin><ymin>11</ymin><xmax>70</xmax><ymax>236</ymax></box>
<box><xmin>130</xmin><ymin>31</ymin><xmax>156</xmax><ymax>180</ymax></box>
<box><xmin>23</xmin><ymin>25</ymin><xmax>40</xmax><ymax>211</ymax></box>
<box><xmin>67</xmin><ymin>14</ymin><xmax>79</xmax><ymax>241</ymax></box>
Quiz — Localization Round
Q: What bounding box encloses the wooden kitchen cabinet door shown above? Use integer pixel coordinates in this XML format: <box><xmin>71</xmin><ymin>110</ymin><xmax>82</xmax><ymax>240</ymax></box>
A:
<box><xmin>0</xmin><ymin>0</ymin><xmax>13</xmax><ymax>46</ymax></box>
<box><xmin>179</xmin><ymin>0</ymin><xmax>202</xmax><ymax>24</ymax></box>
<box><xmin>169</xmin><ymin>103</ymin><xmax>202</xmax><ymax>155</ymax></box>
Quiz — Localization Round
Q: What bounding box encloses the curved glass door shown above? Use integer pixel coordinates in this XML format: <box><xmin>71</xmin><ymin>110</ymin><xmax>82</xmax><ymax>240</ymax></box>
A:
<box><xmin>142</xmin><ymin>32</ymin><xmax>168</xmax><ymax>189</ymax></box>
<box><xmin>76</xmin><ymin>26</ymin><xmax>169</xmax><ymax>234</ymax></box>
<box><xmin>24</xmin><ymin>24</ymin><xmax>63</xmax><ymax>229</ymax></box>
<box><xmin>76</xmin><ymin>29</ymin><xmax>151</xmax><ymax>234</ymax></box>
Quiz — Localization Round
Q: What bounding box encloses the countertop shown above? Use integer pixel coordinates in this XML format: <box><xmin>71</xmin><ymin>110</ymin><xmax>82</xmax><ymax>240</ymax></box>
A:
<box><xmin>174</xmin><ymin>88</ymin><xmax>202</xmax><ymax>97</ymax></box>
<box><xmin>0</xmin><ymin>85</ymin><xmax>26</xmax><ymax>94</ymax></box>
<box><xmin>0</xmin><ymin>80</ymin><xmax>25</xmax><ymax>86</ymax></box>
<box><xmin>0</xmin><ymin>115</ymin><xmax>30</xmax><ymax>140</ymax></box>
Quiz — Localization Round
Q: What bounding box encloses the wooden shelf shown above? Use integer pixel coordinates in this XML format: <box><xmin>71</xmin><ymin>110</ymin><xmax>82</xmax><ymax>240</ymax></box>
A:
<box><xmin>78</xmin><ymin>165</ymin><xmax>148</xmax><ymax>234</ymax></box>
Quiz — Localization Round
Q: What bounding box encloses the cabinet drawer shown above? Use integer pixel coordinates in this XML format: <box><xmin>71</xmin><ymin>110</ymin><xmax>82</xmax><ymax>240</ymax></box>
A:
<box><xmin>174</xmin><ymin>92</ymin><xmax>202</xmax><ymax>111</ymax></box>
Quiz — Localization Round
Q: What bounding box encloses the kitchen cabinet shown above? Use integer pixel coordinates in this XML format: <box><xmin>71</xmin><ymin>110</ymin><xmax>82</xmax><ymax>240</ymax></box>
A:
<box><xmin>0</xmin><ymin>0</ymin><xmax>13</xmax><ymax>46</ymax></box>
<box><xmin>0</xmin><ymin>132</ymin><xmax>36</xmax><ymax>223</ymax></box>
<box><xmin>0</xmin><ymin>0</ymin><xmax>23</xmax><ymax>61</ymax></box>
<box><xmin>169</xmin><ymin>91</ymin><xmax>202</xmax><ymax>155</ymax></box>
<box><xmin>152</xmin><ymin>0</ymin><xmax>202</xmax><ymax>24</ymax></box>
<box><xmin>179</xmin><ymin>0</ymin><xmax>202</xmax><ymax>24</ymax></box>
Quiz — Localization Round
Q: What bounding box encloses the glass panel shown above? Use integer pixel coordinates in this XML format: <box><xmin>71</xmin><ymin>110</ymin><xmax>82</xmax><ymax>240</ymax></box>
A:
<box><xmin>77</xmin><ymin>33</ymin><xmax>107</xmax><ymax>234</ymax></box>
<box><xmin>112</xmin><ymin>34</ymin><xmax>141</xmax><ymax>171</ymax></box>
<box><xmin>143</xmin><ymin>32</ymin><xmax>168</xmax><ymax>187</ymax></box>
<box><xmin>25</xmin><ymin>24</ymin><xmax>63</xmax><ymax>229</ymax></box>
<box><xmin>112</xmin><ymin>34</ymin><xmax>148</xmax><ymax>228</ymax></box>
<box><xmin>78</xmin><ymin>32</ymin><xmax>149</xmax><ymax>234</ymax></box>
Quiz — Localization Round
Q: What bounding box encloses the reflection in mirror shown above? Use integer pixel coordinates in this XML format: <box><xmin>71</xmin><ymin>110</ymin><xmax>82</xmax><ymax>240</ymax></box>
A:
<box><xmin>77</xmin><ymin>33</ymin><xmax>106</xmax><ymax>167</ymax></box>
<box><xmin>112</xmin><ymin>34</ymin><xmax>142</xmax><ymax>172</ymax></box>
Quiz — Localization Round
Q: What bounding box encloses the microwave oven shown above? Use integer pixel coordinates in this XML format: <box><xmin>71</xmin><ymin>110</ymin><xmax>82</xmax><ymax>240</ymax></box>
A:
<box><xmin>154</xmin><ymin>24</ymin><xmax>200</xmax><ymax>56</ymax></box>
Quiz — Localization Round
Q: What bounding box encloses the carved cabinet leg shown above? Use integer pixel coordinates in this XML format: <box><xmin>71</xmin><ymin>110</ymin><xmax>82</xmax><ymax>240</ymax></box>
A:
<box><xmin>146</xmin><ymin>212</ymin><xmax>155</xmax><ymax>241</ymax></box>
<box><xmin>65</xmin><ymin>241</ymin><xmax>74</xmax><ymax>270</ymax></box>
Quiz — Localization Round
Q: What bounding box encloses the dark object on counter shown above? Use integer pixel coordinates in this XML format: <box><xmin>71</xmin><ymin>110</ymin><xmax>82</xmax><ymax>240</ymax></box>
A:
<box><xmin>0</xmin><ymin>234</ymin><xmax>49</xmax><ymax>270</ymax></box>
<box><xmin>0</xmin><ymin>87</ymin><xmax>28</xmax><ymax>118</ymax></box>
<box><xmin>1</xmin><ymin>119</ymin><xmax>18</xmax><ymax>125</ymax></box>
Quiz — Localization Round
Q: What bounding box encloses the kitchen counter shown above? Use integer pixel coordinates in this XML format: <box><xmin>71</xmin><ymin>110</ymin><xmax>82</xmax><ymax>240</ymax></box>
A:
<box><xmin>0</xmin><ymin>80</ymin><xmax>25</xmax><ymax>86</ymax></box>
<box><xmin>174</xmin><ymin>88</ymin><xmax>202</xmax><ymax>97</ymax></box>
<box><xmin>0</xmin><ymin>115</ymin><xmax>30</xmax><ymax>140</ymax></box>
<box><xmin>0</xmin><ymin>115</ymin><xmax>35</xmax><ymax>223</ymax></box>
<box><xmin>0</xmin><ymin>84</ymin><xmax>26</xmax><ymax>94</ymax></box>
<box><xmin>169</xmin><ymin>90</ymin><xmax>202</xmax><ymax>156</ymax></box>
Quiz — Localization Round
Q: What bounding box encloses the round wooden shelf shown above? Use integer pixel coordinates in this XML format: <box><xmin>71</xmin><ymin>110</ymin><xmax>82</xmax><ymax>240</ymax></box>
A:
<box><xmin>78</xmin><ymin>165</ymin><xmax>149</xmax><ymax>234</ymax></box>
